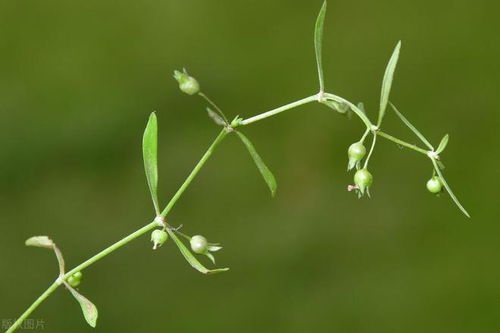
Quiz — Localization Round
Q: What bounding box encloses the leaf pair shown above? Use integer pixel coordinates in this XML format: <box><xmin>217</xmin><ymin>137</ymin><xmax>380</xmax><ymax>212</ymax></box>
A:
<box><xmin>389</xmin><ymin>103</ymin><xmax>469</xmax><ymax>217</ymax></box>
<box><xmin>25</xmin><ymin>236</ymin><xmax>98</xmax><ymax>328</ymax></box>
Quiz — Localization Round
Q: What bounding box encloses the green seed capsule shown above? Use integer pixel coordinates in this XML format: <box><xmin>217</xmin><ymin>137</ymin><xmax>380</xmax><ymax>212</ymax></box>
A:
<box><xmin>354</xmin><ymin>168</ymin><xmax>373</xmax><ymax>195</ymax></box>
<box><xmin>426</xmin><ymin>176</ymin><xmax>443</xmax><ymax>194</ymax></box>
<box><xmin>347</xmin><ymin>142</ymin><xmax>366</xmax><ymax>170</ymax></box>
<box><xmin>151</xmin><ymin>229</ymin><xmax>168</xmax><ymax>250</ymax></box>
<box><xmin>190</xmin><ymin>235</ymin><xmax>208</xmax><ymax>254</ymax></box>
<box><xmin>68</xmin><ymin>271</ymin><xmax>83</xmax><ymax>288</ymax></box>
<box><xmin>173</xmin><ymin>70</ymin><xmax>200</xmax><ymax>95</ymax></box>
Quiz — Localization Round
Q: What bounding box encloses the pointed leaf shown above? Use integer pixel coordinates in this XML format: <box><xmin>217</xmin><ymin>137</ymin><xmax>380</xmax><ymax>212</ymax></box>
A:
<box><xmin>431</xmin><ymin>158</ymin><xmax>470</xmax><ymax>218</ymax></box>
<box><xmin>436</xmin><ymin>134</ymin><xmax>449</xmax><ymax>154</ymax></box>
<box><xmin>236</xmin><ymin>131</ymin><xmax>277</xmax><ymax>196</ymax></box>
<box><xmin>166</xmin><ymin>229</ymin><xmax>229</xmax><ymax>275</ymax></box>
<box><xmin>208</xmin><ymin>245</ymin><xmax>223</xmax><ymax>252</ymax></box>
<box><xmin>207</xmin><ymin>107</ymin><xmax>226</xmax><ymax>126</ymax></box>
<box><xmin>25</xmin><ymin>236</ymin><xmax>54</xmax><ymax>249</ymax></box>
<box><xmin>389</xmin><ymin>102</ymin><xmax>434</xmax><ymax>150</ymax></box>
<box><xmin>67</xmin><ymin>286</ymin><xmax>98</xmax><ymax>328</ymax></box>
<box><xmin>205</xmin><ymin>252</ymin><xmax>216</xmax><ymax>264</ymax></box>
<box><xmin>314</xmin><ymin>1</ymin><xmax>327</xmax><ymax>92</ymax></box>
<box><xmin>142</xmin><ymin>112</ymin><xmax>160</xmax><ymax>215</ymax></box>
<box><xmin>378</xmin><ymin>41</ymin><xmax>401</xmax><ymax>127</ymax></box>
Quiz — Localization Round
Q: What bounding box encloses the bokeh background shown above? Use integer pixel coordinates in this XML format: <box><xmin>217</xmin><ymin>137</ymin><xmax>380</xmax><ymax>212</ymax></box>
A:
<box><xmin>1</xmin><ymin>0</ymin><xmax>499</xmax><ymax>332</ymax></box>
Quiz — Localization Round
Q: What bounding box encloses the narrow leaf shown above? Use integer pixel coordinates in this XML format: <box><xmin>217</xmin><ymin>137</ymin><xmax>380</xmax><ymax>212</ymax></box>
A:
<box><xmin>431</xmin><ymin>158</ymin><xmax>470</xmax><ymax>218</ymax></box>
<box><xmin>378</xmin><ymin>41</ymin><xmax>401</xmax><ymax>127</ymax></box>
<box><xmin>67</xmin><ymin>286</ymin><xmax>98</xmax><ymax>328</ymax></box>
<box><xmin>314</xmin><ymin>1</ymin><xmax>327</xmax><ymax>92</ymax></box>
<box><xmin>208</xmin><ymin>245</ymin><xmax>223</xmax><ymax>252</ymax></box>
<box><xmin>166</xmin><ymin>229</ymin><xmax>229</xmax><ymax>275</ymax></box>
<box><xmin>205</xmin><ymin>252</ymin><xmax>216</xmax><ymax>264</ymax></box>
<box><xmin>142</xmin><ymin>112</ymin><xmax>160</xmax><ymax>215</ymax></box>
<box><xmin>236</xmin><ymin>131</ymin><xmax>277</xmax><ymax>196</ymax></box>
<box><xmin>389</xmin><ymin>102</ymin><xmax>434</xmax><ymax>150</ymax></box>
<box><xmin>25</xmin><ymin>236</ymin><xmax>54</xmax><ymax>249</ymax></box>
<box><xmin>357</xmin><ymin>102</ymin><xmax>366</xmax><ymax>114</ymax></box>
<box><xmin>207</xmin><ymin>107</ymin><xmax>226</xmax><ymax>126</ymax></box>
<box><xmin>436</xmin><ymin>134</ymin><xmax>449</xmax><ymax>154</ymax></box>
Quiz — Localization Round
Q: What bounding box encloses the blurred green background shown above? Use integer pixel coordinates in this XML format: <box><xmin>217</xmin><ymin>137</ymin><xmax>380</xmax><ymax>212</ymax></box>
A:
<box><xmin>1</xmin><ymin>0</ymin><xmax>499</xmax><ymax>332</ymax></box>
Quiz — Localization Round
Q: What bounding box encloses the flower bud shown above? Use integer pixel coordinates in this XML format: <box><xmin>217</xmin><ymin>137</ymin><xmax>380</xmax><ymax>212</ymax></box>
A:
<box><xmin>151</xmin><ymin>229</ymin><xmax>168</xmax><ymax>250</ymax></box>
<box><xmin>354</xmin><ymin>168</ymin><xmax>373</xmax><ymax>196</ymax></box>
<box><xmin>173</xmin><ymin>70</ymin><xmax>200</xmax><ymax>95</ymax></box>
<box><xmin>347</xmin><ymin>142</ymin><xmax>366</xmax><ymax>170</ymax></box>
<box><xmin>190</xmin><ymin>235</ymin><xmax>208</xmax><ymax>254</ymax></box>
<box><xmin>426</xmin><ymin>176</ymin><xmax>442</xmax><ymax>194</ymax></box>
<box><xmin>68</xmin><ymin>271</ymin><xmax>83</xmax><ymax>288</ymax></box>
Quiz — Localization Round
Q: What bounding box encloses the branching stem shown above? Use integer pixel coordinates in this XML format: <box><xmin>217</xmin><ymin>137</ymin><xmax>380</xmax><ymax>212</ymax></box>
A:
<box><xmin>7</xmin><ymin>90</ymin><xmax>432</xmax><ymax>333</ymax></box>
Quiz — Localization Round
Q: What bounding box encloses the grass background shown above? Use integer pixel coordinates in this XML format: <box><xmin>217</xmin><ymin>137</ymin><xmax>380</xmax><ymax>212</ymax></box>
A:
<box><xmin>0</xmin><ymin>0</ymin><xmax>499</xmax><ymax>332</ymax></box>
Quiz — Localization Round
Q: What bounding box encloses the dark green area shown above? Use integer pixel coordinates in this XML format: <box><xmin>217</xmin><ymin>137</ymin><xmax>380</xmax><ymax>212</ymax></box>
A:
<box><xmin>0</xmin><ymin>0</ymin><xmax>498</xmax><ymax>332</ymax></box>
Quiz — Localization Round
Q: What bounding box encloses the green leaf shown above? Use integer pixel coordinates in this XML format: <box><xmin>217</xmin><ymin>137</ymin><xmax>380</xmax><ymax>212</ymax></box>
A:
<box><xmin>67</xmin><ymin>286</ymin><xmax>98</xmax><ymax>328</ymax></box>
<box><xmin>357</xmin><ymin>102</ymin><xmax>366</xmax><ymax>114</ymax></box>
<box><xmin>378</xmin><ymin>41</ymin><xmax>401</xmax><ymax>127</ymax></box>
<box><xmin>389</xmin><ymin>102</ymin><xmax>434</xmax><ymax>150</ymax></box>
<box><xmin>166</xmin><ymin>229</ymin><xmax>229</xmax><ymax>275</ymax></box>
<box><xmin>208</xmin><ymin>244</ymin><xmax>223</xmax><ymax>252</ymax></box>
<box><xmin>25</xmin><ymin>236</ymin><xmax>54</xmax><ymax>249</ymax></box>
<box><xmin>431</xmin><ymin>158</ymin><xmax>470</xmax><ymax>218</ymax></box>
<box><xmin>236</xmin><ymin>131</ymin><xmax>277</xmax><ymax>197</ymax></box>
<box><xmin>142</xmin><ymin>112</ymin><xmax>160</xmax><ymax>215</ymax></box>
<box><xmin>436</xmin><ymin>134</ymin><xmax>449</xmax><ymax>154</ymax></box>
<box><xmin>207</xmin><ymin>107</ymin><xmax>226</xmax><ymax>126</ymax></box>
<box><xmin>314</xmin><ymin>1</ymin><xmax>327</xmax><ymax>92</ymax></box>
<box><xmin>205</xmin><ymin>252</ymin><xmax>216</xmax><ymax>264</ymax></box>
<box><xmin>322</xmin><ymin>100</ymin><xmax>349</xmax><ymax>115</ymax></box>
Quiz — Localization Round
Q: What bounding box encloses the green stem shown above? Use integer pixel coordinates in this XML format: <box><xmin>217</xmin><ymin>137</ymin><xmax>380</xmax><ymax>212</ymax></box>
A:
<box><xmin>5</xmin><ymin>281</ymin><xmax>59</xmax><ymax>333</ymax></box>
<box><xmin>159</xmin><ymin>129</ymin><xmax>229</xmax><ymax>218</ymax></box>
<box><xmin>65</xmin><ymin>221</ymin><xmax>158</xmax><ymax>277</ymax></box>
<box><xmin>7</xmin><ymin>93</ymin><xmax>431</xmax><ymax>333</ymax></box>
<box><xmin>240</xmin><ymin>95</ymin><xmax>317</xmax><ymax>126</ymax></box>
<box><xmin>322</xmin><ymin>92</ymin><xmax>428</xmax><ymax>155</ymax></box>
<box><xmin>6</xmin><ymin>129</ymin><xmax>230</xmax><ymax>333</ymax></box>
<box><xmin>199</xmin><ymin>92</ymin><xmax>229</xmax><ymax>124</ymax></box>
<box><xmin>376</xmin><ymin>130</ymin><xmax>428</xmax><ymax>155</ymax></box>
<box><xmin>363</xmin><ymin>133</ymin><xmax>377</xmax><ymax>169</ymax></box>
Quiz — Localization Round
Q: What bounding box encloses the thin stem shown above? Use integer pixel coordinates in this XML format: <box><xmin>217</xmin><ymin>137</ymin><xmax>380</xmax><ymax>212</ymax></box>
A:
<box><xmin>159</xmin><ymin>129</ymin><xmax>229</xmax><ymax>218</ymax></box>
<box><xmin>199</xmin><ymin>92</ymin><xmax>229</xmax><ymax>124</ymax></box>
<box><xmin>375</xmin><ymin>130</ymin><xmax>428</xmax><ymax>155</ymax></box>
<box><xmin>65</xmin><ymin>221</ymin><xmax>158</xmax><ymax>277</ymax></box>
<box><xmin>7</xmin><ymin>130</ymin><xmax>230</xmax><ymax>333</ymax></box>
<box><xmin>322</xmin><ymin>92</ymin><xmax>428</xmax><ymax>156</ymax></box>
<box><xmin>240</xmin><ymin>95</ymin><xmax>317</xmax><ymax>126</ymax></box>
<box><xmin>6</xmin><ymin>92</ymin><xmax>437</xmax><ymax>333</ymax></box>
<box><xmin>363</xmin><ymin>133</ymin><xmax>377</xmax><ymax>169</ymax></box>
<box><xmin>5</xmin><ymin>281</ymin><xmax>59</xmax><ymax>333</ymax></box>
<box><xmin>360</xmin><ymin>128</ymin><xmax>370</xmax><ymax>143</ymax></box>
